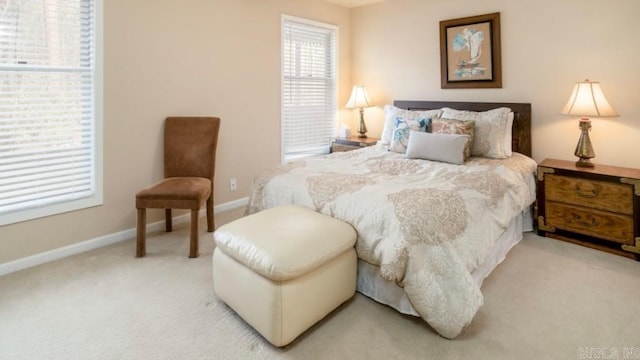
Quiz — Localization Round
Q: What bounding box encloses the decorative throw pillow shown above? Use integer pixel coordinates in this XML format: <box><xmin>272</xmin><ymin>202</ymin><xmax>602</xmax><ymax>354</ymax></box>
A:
<box><xmin>381</xmin><ymin>105</ymin><xmax>441</xmax><ymax>145</ymax></box>
<box><xmin>431</xmin><ymin>118</ymin><xmax>475</xmax><ymax>161</ymax></box>
<box><xmin>440</xmin><ymin>107</ymin><xmax>511</xmax><ymax>159</ymax></box>
<box><xmin>389</xmin><ymin>117</ymin><xmax>430</xmax><ymax>153</ymax></box>
<box><xmin>405</xmin><ymin>131</ymin><xmax>468</xmax><ymax>165</ymax></box>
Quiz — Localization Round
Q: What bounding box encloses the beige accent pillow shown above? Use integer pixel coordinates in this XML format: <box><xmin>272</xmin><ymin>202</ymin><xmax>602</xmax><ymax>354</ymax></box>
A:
<box><xmin>405</xmin><ymin>131</ymin><xmax>468</xmax><ymax>165</ymax></box>
<box><xmin>441</xmin><ymin>107</ymin><xmax>511</xmax><ymax>159</ymax></box>
<box><xmin>432</xmin><ymin>118</ymin><xmax>475</xmax><ymax>161</ymax></box>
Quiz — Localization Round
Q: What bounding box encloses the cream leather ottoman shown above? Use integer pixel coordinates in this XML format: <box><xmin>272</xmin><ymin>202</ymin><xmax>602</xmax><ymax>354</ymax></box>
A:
<box><xmin>212</xmin><ymin>205</ymin><xmax>357</xmax><ymax>347</ymax></box>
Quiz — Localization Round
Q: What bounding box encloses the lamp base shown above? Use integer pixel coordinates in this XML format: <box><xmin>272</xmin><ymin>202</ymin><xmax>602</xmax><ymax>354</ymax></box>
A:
<box><xmin>574</xmin><ymin>118</ymin><xmax>595</xmax><ymax>168</ymax></box>
<box><xmin>575</xmin><ymin>158</ymin><xmax>595</xmax><ymax>168</ymax></box>
<box><xmin>357</xmin><ymin>107</ymin><xmax>368</xmax><ymax>138</ymax></box>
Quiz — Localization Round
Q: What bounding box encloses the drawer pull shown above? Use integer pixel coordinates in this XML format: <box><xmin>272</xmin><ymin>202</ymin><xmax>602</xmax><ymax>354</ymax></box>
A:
<box><xmin>572</xmin><ymin>213</ymin><xmax>599</xmax><ymax>227</ymax></box>
<box><xmin>574</xmin><ymin>183</ymin><xmax>599</xmax><ymax>198</ymax></box>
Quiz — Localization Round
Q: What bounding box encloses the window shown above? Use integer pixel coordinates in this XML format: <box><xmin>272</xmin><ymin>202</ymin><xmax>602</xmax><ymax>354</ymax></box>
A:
<box><xmin>0</xmin><ymin>0</ymin><xmax>103</xmax><ymax>226</ymax></box>
<box><xmin>281</xmin><ymin>16</ymin><xmax>337</xmax><ymax>160</ymax></box>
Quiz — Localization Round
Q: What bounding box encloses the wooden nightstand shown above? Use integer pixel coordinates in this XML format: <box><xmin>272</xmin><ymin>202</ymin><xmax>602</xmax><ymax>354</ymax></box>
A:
<box><xmin>537</xmin><ymin>158</ymin><xmax>640</xmax><ymax>260</ymax></box>
<box><xmin>331</xmin><ymin>136</ymin><xmax>379</xmax><ymax>152</ymax></box>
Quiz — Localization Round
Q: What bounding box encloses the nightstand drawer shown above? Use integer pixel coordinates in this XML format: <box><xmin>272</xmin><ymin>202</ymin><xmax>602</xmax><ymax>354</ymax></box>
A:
<box><xmin>545</xmin><ymin>174</ymin><xmax>633</xmax><ymax>215</ymax></box>
<box><xmin>332</xmin><ymin>144</ymin><xmax>360</xmax><ymax>152</ymax></box>
<box><xmin>545</xmin><ymin>201</ymin><xmax>634</xmax><ymax>245</ymax></box>
<box><xmin>331</xmin><ymin>136</ymin><xmax>379</xmax><ymax>153</ymax></box>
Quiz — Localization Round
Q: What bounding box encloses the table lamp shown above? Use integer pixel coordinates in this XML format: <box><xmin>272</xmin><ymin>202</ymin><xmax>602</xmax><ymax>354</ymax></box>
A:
<box><xmin>345</xmin><ymin>85</ymin><xmax>372</xmax><ymax>138</ymax></box>
<box><xmin>560</xmin><ymin>79</ymin><xmax>618</xmax><ymax>167</ymax></box>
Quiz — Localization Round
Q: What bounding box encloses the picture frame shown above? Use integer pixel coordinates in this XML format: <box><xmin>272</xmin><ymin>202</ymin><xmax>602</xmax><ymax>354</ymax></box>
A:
<box><xmin>439</xmin><ymin>12</ymin><xmax>502</xmax><ymax>89</ymax></box>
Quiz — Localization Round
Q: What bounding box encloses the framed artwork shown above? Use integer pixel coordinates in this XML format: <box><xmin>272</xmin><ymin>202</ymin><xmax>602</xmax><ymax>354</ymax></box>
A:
<box><xmin>439</xmin><ymin>12</ymin><xmax>502</xmax><ymax>89</ymax></box>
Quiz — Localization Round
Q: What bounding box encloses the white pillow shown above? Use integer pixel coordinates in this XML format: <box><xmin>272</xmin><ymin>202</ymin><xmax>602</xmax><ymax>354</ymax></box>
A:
<box><xmin>381</xmin><ymin>105</ymin><xmax>442</xmax><ymax>145</ymax></box>
<box><xmin>405</xmin><ymin>131</ymin><xmax>468</xmax><ymax>165</ymax></box>
<box><xmin>504</xmin><ymin>112</ymin><xmax>514</xmax><ymax>157</ymax></box>
<box><xmin>440</xmin><ymin>107</ymin><xmax>511</xmax><ymax>159</ymax></box>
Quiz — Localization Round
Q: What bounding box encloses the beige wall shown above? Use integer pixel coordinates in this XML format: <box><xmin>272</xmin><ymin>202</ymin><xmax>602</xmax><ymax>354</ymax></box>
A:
<box><xmin>4</xmin><ymin>0</ymin><xmax>639</xmax><ymax>266</ymax></box>
<box><xmin>349</xmin><ymin>0</ymin><xmax>640</xmax><ymax>168</ymax></box>
<box><xmin>0</xmin><ymin>0</ymin><xmax>352</xmax><ymax>264</ymax></box>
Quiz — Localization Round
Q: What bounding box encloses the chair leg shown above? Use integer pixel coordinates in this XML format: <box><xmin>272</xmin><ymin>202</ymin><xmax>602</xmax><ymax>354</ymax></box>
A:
<box><xmin>207</xmin><ymin>195</ymin><xmax>214</xmax><ymax>232</ymax></box>
<box><xmin>136</xmin><ymin>208</ymin><xmax>146</xmax><ymax>257</ymax></box>
<box><xmin>189</xmin><ymin>209</ymin><xmax>199</xmax><ymax>258</ymax></box>
<box><xmin>165</xmin><ymin>209</ymin><xmax>172</xmax><ymax>232</ymax></box>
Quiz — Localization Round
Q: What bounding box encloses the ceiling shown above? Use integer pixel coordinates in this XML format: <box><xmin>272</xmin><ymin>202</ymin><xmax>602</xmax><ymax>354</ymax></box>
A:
<box><xmin>324</xmin><ymin>0</ymin><xmax>384</xmax><ymax>8</ymax></box>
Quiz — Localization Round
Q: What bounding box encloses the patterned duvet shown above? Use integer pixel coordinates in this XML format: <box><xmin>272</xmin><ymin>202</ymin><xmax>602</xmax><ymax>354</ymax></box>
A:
<box><xmin>246</xmin><ymin>145</ymin><xmax>537</xmax><ymax>338</ymax></box>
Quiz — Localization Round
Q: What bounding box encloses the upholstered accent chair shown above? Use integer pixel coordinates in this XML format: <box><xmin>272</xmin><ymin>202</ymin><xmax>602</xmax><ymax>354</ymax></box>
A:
<box><xmin>135</xmin><ymin>117</ymin><xmax>220</xmax><ymax>258</ymax></box>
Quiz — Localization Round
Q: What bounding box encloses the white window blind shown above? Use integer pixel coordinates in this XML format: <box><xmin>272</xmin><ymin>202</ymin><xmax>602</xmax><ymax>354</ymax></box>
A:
<box><xmin>0</xmin><ymin>0</ymin><xmax>101</xmax><ymax>225</ymax></box>
<box><xmin>282</xmin><ymin>16</ymin><xmax>337</xmax><ymax>159</ymax></box>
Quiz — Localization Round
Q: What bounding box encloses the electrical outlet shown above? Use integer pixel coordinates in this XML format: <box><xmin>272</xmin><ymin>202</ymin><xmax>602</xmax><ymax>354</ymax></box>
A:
<box><xmin>229</xmin><ymin>178</ymin><xmax>237</xmax><ymax>191</ymax></box>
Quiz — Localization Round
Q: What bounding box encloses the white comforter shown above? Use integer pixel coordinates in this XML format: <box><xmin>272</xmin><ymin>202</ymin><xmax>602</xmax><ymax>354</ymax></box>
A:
<box><xmin>246</xmin><ymin>145</ymin><xmax>537</xmax><ymax>338</ymax></box>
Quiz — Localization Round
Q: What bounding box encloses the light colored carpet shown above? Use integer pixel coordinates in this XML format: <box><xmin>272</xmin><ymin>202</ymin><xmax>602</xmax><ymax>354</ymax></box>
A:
<box><xmin>1</xmin><ymin>208</ymin><xmax>639</xmax><ymax>359</ymax></box>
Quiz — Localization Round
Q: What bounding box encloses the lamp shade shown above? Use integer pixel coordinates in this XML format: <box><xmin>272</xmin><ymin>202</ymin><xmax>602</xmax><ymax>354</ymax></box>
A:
<box><xmin>345</xmin><ymin>85</ymin><xmax>372</xmax><ymax>109</ymax></box>
<box><xmin>560</xmin><ymin>80</ymin><xmax>618</xmax><ymax>117</ymax></box>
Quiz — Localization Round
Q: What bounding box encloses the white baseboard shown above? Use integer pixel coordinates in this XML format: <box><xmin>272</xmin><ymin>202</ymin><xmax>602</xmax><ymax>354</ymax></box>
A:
<box><xmin>0</xmin><ymin>197</ymin><xmax>249</xmax><ymax>277</ymax></box>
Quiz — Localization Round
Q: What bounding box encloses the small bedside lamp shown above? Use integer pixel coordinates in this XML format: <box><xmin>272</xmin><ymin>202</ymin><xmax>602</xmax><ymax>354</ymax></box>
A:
<box><xmin>560</xmin><ymin>79</ymin><xmax>618</xmax><ymax>167</ymax></box>
<box><xmin>345</xmin><ymin>85</ymin><xmax>372</xmax><ymax>138</ymax></box>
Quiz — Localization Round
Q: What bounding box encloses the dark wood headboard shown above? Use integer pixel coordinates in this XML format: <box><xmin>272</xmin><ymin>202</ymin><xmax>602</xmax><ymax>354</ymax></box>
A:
<box><xmin>393</xmin><ymin>100</ymin><xmax>532</xmax><ymax>157</ymax></box>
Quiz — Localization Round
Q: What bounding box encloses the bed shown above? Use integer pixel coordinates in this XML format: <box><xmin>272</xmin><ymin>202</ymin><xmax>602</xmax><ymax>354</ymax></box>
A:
<box><xmin>246</xmin><ymin>100</ymin><xmax>537</xmax><ymax>338</ymax></box>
